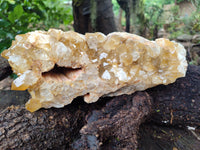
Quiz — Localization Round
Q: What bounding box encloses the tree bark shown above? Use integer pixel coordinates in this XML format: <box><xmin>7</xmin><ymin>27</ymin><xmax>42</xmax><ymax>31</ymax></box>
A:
<box><xmin>0</xmin><ymin>101</ymin><xmax>89</xmax><ymax>149</ymax></box>
<box><xmin>117</xmin><ymin>8</ymin><xmax>123</xmax><ymax>31</ymax></box>
<box><xmin>148</xmin><ymin>65</ymin><xmax>200</xmax><ymax>126</ymax></box>
<box><xmin>72</xmin><ymin>92</ymin><xmax>152</xmax><ymax>150</ymax></box>
<box><xmin>117</xmin><ymin>0</ymin><xmax>130</xmax><ymax>32</ymax></box>
<box><xmin>0</xmin><ymin>56</ymin><xmax>12</xmax><ymax>81</ymax></box>
<box><xmin>73</xmin><ymin>0</ymin><xmax>117</xmax><ymax>34</ymax></box>
<box><xmin>0</xmin><ymin>65</ymin><xmax>199</xmax><ymax>149</ymax></box>
<box><xmin>0</xmin><ymin>90</ymin><xmax>29</xmax><ymax>111</ymax></box>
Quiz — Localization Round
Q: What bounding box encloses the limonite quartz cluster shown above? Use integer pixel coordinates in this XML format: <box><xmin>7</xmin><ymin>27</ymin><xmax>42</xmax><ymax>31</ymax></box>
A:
<box><xmin>1</xmin><ymin>29</ymin><xmax>188</xmax><ymax>112</ymax></box>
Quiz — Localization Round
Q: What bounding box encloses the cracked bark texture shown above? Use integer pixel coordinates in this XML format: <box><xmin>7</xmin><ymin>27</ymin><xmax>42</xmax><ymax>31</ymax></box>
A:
<box><xmin>72</xmin><ymin>92</ymin><xmax>152</xmax><ymax>150</ymax></box>
<box><xmin>0</xmin><ymin>100</ymin><xmax>89</xmax><ymax>150</ymax></box>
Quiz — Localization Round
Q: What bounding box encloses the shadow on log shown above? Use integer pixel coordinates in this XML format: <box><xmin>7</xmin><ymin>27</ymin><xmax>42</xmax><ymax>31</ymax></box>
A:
<box><xmin>0</xmin><ymin>56</ymin><xmax>12</xmax><ymax>81</ymax></box>
<box><xmin>0</xmin><ymin>90</ymin><xmax>29</xmax><ymax>110</ymax></box>
<box><xmin>0</xmin><ymin>65</ymin><xmax>199</xmax><ymax>149</ymax></box>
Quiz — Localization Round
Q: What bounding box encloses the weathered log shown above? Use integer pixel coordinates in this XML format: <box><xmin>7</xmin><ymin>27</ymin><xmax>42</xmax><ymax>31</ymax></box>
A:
<box><xmin>0</xmin><ymin>92</ymin><xmax>151</xmax><ymax>150</ymax></box>
<box><xmin>148</xmin><ymin>65</ymin><xmax>200</xmax><ymax>126</ymax></box>
<box><xmin>0</xmin><ymin>90</ymin><xmax>29</xmax><ymax>111</ymax></box>
<box><xmin>0</xmin><ymin>65</ymin><xmax>199</xmax><ymax>149</ymax></box>
<box><xmin>0</xmin><ymin>99</ymin><xmax>90</xmax><ymax>149</ymax></box>
<box><xmin>72</xmin><ymin>92</ymin><xmax>152</xmax><ymax>150</ymax></box>
<box><xmin>0</xmin><ymin>56</ymin><xmax>12</xmax><ymax>81</ymax></box>
<box><xmin>138</xmin><ymin>123</ymin><xmax>200</xmax><ymax>150</ymax></box>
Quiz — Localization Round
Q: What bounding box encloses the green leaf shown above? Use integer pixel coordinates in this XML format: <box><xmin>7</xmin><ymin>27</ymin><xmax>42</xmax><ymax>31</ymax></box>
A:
<box><xmin>8</xmin><ymin>5</ymin><xmax>24</xmax><ymax>23</ymax></box>
<box><xmin>0</xmin><ymin>19</ymin><xmax>11</xmax><ymax>27</ymax></box>
<box><xmin>6</xmin><ymin>0</ymin><xmax>15</xmax><ymax>4</ymax></box>
<box><xmin>0</xmin><ymin>38</ymin><xmax>12</xmax><ymax>53</ymax></box>
<box><xmin>156</xmin><ymin>109</ymin><xmax>160</xmax><ymax>112</ymax></box>
<box><xmin>0</xmin><ymin>29</ymin><xmax>7</xmax><ymax>38</ymax></box>
<box><xmin>10</xmin><ymin>73</ymin><xmax>18</xmax><ymax>79</ymax></box>
<box><xmin>8</xmin><ymin>12</ymin><xmax>15</xmax><ymax>23</ymax></box>
<box><xmin>14</xmin><ymin>5</ymin><xmax>24</xmax><ymax>19</ymax></box>
<box><xmin>0</xmin><ymin>1</ymin><xmax>8</xmax><ymax>10</ymax></box>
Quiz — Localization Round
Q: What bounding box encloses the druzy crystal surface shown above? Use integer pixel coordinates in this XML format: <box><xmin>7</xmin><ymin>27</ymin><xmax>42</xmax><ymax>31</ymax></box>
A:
<box><xmin>1</xmin><ymin>29</ymin><xmax>188</xmax><ymax>112</ymax></box>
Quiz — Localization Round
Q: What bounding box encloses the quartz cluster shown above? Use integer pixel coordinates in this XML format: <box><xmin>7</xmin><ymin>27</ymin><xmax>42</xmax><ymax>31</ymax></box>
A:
<box><xmin>1</xmin><ymin>29</ymin><xmax>188</xmax><ymax>112</ymax></box>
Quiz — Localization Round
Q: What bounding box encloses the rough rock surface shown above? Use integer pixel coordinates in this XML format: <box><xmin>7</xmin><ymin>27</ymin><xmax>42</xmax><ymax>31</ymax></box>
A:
<box><xmin>1</xmin><ymin>29</ymin><xmax>188</xmax><ymax>112</ymax></box>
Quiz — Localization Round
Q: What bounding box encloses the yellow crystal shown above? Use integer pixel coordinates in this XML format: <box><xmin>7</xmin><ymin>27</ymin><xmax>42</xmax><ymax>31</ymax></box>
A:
<box><xmin>1</xmin><ymin>29</ymin><xmax>188</xmax><ymax>112</ymax></box>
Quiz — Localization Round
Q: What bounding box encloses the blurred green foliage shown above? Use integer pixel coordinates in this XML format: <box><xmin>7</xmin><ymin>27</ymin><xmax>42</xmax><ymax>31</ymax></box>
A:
<box><xmin>143</xmin><ymin>0</ymin><xmax>174</xmax><ymax>39</ymax></box>
<box><xmin>143</xmin><ymin>0</ymin><xmax>200</xmax><ymax>39</ymax></box>
<box><xmin>167</xmin><ymin>5</ymin><xmax>200</xmax><ymax>39</ymax></box>
<box><xmin>144</xmin><ymin>0</ymin><xmax>174</xmax><ymax>5</ymax></box>
<box><xmin>0</xmin><ymin>0</ymin><xmax>73</xmax><ymax>53</ymax></box>
<box><xmin>167</xmin><ymin>5</ymin><xmax>183</xmax><ymax>39</ymax></box>
<box><xmin>112</xmin><ymin>0</ymin><xmax>120</xmax><ymax>16</ymax></box>
<box><xmin>143</xmin><ymin>1</ymin><xmax>164</xmax><ymax>39</ymax></box>
<box><xmin>191</xmin><ymin>10</ymin><xmax>200</xmax><ymax>32</ymax></box>
<box><xmin>112</xmin><ymin>0</ymin><xmax>199</xmax><ymax>40</ymax></box>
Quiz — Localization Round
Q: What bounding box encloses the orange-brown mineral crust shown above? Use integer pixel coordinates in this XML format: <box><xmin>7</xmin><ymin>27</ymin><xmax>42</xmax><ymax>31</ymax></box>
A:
<box><xmin>1</xmin><ymin>29</ymin><xmax>188</xmax><ymax>112</ymax></box>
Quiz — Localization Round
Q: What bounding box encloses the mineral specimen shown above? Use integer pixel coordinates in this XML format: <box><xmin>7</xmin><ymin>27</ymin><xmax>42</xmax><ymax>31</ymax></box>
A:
<box><xmin>1</xmin><ymin>29</ymin><xmax>188</xmax><ymax>112</ymax></box>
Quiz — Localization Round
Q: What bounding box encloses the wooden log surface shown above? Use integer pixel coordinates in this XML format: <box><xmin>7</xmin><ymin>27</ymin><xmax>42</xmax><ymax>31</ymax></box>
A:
<box><xmin>0</xmin><ymin>65</ymin><xmax>199</xmax><ymax>149</ymax></box>
<box><xmin>72</xmin><ymin>92</ymin><xmax>152</xmax><ymax>150</ymax></box>
<box><xmin>0</xmin><ymin>100</ymin><xmax>89</xmax><ymax>149</ymax></box>
<box><xmin>0</xmin><ymin>56</ymin><xmax>12</xmax><ymax>81</ymax></box>
<box><xmin>148</xmin><ymin>65</ymin><xmax>200</xmax><ymax>126</ymax></box>
<box><xmin>0</xmin><ymin>90</ymin><xmax>29</xmax><ymax>110</ymax></box>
